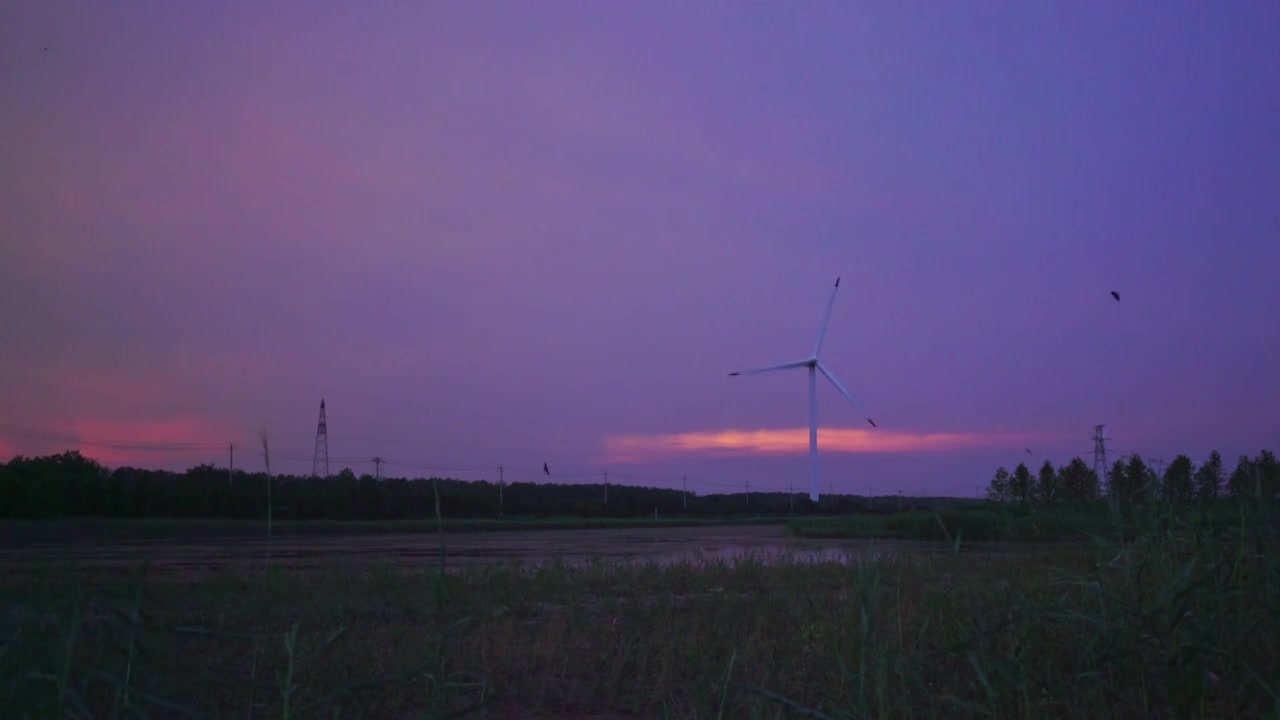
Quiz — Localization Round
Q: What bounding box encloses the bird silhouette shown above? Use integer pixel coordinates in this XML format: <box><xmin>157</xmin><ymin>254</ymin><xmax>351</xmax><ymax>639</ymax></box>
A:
<box><xmin>543</xmin><ymin>462</ymin><xmax>550</xmax><ymax>476</ymax></box>
<box><xmin>1025</xmin><ymin>448</ymin><xmax>1032</xmax><ymax>455</ymax></box>
<box><xmin>1110</xmin><ymin>291</ymin><xmax>1120</xmax><ymax>301</ymax></box>
<box><xmin>866</xmin><ymin>418</ymin><xmax>877</xmax><ymax>428</ymax></box>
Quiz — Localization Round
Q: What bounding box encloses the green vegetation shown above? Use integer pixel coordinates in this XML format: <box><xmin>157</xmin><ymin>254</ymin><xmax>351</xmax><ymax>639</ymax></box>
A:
<box><xmin>0</xmin><ymin>450</ymin><xmax>950</xmax><ymax>551</ymax></box>
<box><xmin>0</xmin><ymin>450</ymin><xmax>721</xmax><ymax>521</ymax></box>
<box><xmin>2</xmin><ymin>448</ymin><xmax>1277</xmax><ymax>716</ymax></box>
<box><xmin>792</xmin><ymin>448</ymin><xmax>1279</xmax><ymax>545</ymax></box>
<box><xmin>982</xmin><ymin>450</ymin><xmax>1278</xmax><ymax>507</ymax></box>
<box><xmin>787</xmin><ymin>500</ymin><xmax>1261</xmax><ymax>544</ymax></box>
<box><xmin>0</xmin><ymin>515</ymin><xmax>791</xmax><ymax>548</ymax></box>
<box><xmin>2</xmin><ymin>493</ymin><xmax>1276</xmax><ymax>717</ymax></box>
<box><xmin>789</xmin><ymin>504</ymin><xmax>1111</xmax><ymax>543</ymax></box>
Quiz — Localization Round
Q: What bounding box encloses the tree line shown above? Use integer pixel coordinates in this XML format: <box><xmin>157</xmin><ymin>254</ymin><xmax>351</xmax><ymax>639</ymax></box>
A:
<box><xmin>985</xmin><ymin>449</ymin><xmax>1279</xmax><ymax>505</ymax></box>
<box><xmin>0</xmin><ymin>451</ymin><xmax>973</xmax><ymax>521</ymax></box>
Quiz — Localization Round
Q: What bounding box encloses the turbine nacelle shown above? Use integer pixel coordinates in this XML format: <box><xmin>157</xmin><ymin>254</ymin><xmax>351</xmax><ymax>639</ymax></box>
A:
<box><xmin>727</xmin><ymin>358</ymin><xmax>870</xmax><ymax>422</ymax></box>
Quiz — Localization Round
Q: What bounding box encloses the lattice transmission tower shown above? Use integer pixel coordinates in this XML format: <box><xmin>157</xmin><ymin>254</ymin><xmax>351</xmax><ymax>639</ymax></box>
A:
<box><xmin>1092</xmin><ymin>424</ymin><xmax>1108</xmax><ymax>481</ymax></box>
<box><xmin>312</xmin><ymin>399</ymin><xmax>330</xmax><ymax>478</ymax></box>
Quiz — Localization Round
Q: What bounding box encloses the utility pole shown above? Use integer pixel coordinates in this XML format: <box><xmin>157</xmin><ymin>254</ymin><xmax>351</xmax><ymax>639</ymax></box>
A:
<box><xmin>372</xmin><ymin>456</ymin><xmax>384</xmax><ymax>481</ymax></box>
<box><xmin>682</xmin><ymin>475</ymin><xmax>687</xmax><ymax>510</ymax></box>
<box><xmin>228</xmin><ymin>443</ymin><xmax>235</xmax><ymax>487</ymax></box>
<box><xmin>499</xmin><ymin>465</ymin><xmax>504</xmax><ymax>517</ymax></box>
<box><xmin>1093</xmin><ymin>424</ymin><xmax>1108</xmax><ymax>481</ymax></box>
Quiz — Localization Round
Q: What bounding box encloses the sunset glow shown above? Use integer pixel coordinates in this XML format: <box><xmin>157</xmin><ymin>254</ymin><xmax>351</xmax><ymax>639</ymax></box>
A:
<box><xmin>2</xmin><ymin>2</ymin><xmax>1277</xmax><ymax>490</ymax></box>
<box><xmin>603</xmin><ymin>427</ymin><xmax>1045</xmax><ymax>463</ymax></box>
<box><xmin>0</xmin><ymin>415</ymin><xmax>231</xmax><ymax>468</ymax></box>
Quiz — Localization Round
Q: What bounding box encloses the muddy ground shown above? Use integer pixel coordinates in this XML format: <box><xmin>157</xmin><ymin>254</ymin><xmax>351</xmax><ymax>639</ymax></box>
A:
<box><xmin>0</xmin><ymin>524</ymin><xmax>968</xmax><ymax>581</ymax></box>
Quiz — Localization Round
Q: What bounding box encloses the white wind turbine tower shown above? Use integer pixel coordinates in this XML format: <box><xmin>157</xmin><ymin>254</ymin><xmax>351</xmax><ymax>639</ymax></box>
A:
<box><xmin>728</xmin><ymin>277</ymin><xmax>877</xmax><ymax>503</ymax></box>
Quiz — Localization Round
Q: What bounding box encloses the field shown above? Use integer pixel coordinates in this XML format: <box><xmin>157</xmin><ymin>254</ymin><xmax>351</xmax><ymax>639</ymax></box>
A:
<box><xmin>2</xmin><ymin>524</ymin><xmax>914</xmax><ymax>581</ymax></box>
<box><xmin>1</xmin><ymin>504</ymin><xmax>1277</xmax><ymax>719</ymax></box>
<box><xmin>0</xmin><ymin>515</ymin><xmax>790</xmax><ymax>549</ymax></box>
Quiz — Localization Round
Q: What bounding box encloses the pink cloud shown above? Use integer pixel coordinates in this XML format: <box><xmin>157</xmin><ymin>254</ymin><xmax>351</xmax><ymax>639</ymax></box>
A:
<box><xmin>1</xmin><ymin>415</ymin><xmax>232</xmax><ymax>469</ymax></box>
<box><xmin>602</xmin><ymin>426</ymin><xmax>1049</xmax><ymax>464</ymax></box>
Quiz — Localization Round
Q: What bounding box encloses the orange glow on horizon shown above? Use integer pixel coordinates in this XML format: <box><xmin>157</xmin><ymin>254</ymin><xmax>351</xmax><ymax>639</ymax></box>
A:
<box><xmin>603</xmin><ymin>426</ymin><xmax>1043</xmax><ymax>463</ymax></box>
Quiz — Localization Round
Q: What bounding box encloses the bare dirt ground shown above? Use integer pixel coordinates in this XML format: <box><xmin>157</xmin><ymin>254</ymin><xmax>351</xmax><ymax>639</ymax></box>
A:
<box><xmin>0</xmin><ymin>524</ymin><xmax>951</xmax><ymax>581</ymax></box>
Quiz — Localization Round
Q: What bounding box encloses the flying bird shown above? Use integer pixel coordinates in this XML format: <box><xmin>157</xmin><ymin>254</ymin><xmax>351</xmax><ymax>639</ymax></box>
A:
<box><xmin>543</xmin><ymin>462</ymin><xmax>550</xmax><ymax>476</ymax></box>
<box><xmin>866</xmin><ymin>418</ymin><xmax>877</xmax><ymax>428</ymax></box>
<box><xmin>1110</xmin><ymin>291</ymin><xmax>1120</xmax><ymax>301</ymax></box>
<box><xmin>1025</xmin><ymin>448</ymin><xmax>1032</xmax><ymax>455</ymax></box>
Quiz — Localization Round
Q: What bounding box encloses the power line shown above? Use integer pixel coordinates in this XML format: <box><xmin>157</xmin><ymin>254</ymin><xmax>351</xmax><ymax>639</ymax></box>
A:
<box><xmin>381</xmin><ymin>459</ymin><xmax>492</xmax><ymax>473</ymax></box>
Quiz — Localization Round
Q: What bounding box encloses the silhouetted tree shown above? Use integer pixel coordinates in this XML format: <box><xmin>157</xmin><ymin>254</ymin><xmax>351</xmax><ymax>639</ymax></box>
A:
<box><xmin>986</xmin><ymin>467</ymin><xmax>1011</xmax><ymax>503</ymax></box>
<box><xmin>1125</xmin><ymin>455</ymin><xmax>1154</xmax><ymax>504</ymax></box>
<box><xmin>1228</xmin><ymin>455</ymin><xmax>1256</xmax><ymax>498</ymax></box>
<box><xmin>1255</xmin><ymin>450</ymin><xmax>1279</xmax><ymax>500</ymax></box>
<box><xmin>1009</xmin><ymin>463</ymin><xmax>1034</xmax><ymax>503</ymax></box>
<box><xmin>1194</xmin><ymin>450</ymin><xmax>1223</xmax><ymax>501</ymax></box>
<box><xmin>0</xmin><ymin>451</ymin><xmax>108</xmax><ymax>518</ymax></box>
<box><xmin>1058</xmin><ymin>457</ymin><xmax>1100</xmax><ymax>504</ymax></box>
<box><xmin>1036</xmin><ymin>460</ymin><xmax>1060</xmax><ymax>504</ymax></box>
<box><xmin>1161</xmin><ymin>454</ymin><xmax>1195</xmax><ymax>504</ymax></box>
<box><xmin>1107</xmin><ymin>459</ymin><xmax>1130</xmax><ymax>503</ymax></box>
<box><xmin>2</xmin><ymin>447</ymin><xmax>1272</xmax><ymax>525</ymax></box>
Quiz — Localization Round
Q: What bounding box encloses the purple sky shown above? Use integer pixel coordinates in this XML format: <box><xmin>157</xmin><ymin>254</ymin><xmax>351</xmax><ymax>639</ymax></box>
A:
<box><xmin>2</xmin><ymin>1</ymin><xmax>1278</xmax><ymax>497</ymax></box>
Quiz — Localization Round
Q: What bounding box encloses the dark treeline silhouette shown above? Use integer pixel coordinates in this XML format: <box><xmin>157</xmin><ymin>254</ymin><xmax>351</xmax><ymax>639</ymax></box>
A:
<box><xmin>986</xmin><ymin>449</ymin><xmax>1279</xmax><ymax>506</ymax></box>
<box><xmin>0</xmin><ymin>451</ymin><xmax>980</xmax><ymax>522</ymax></box>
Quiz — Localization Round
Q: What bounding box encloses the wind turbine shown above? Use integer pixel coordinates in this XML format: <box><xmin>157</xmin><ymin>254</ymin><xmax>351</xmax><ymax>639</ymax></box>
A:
<box><xmin>728</xmin><ymin>276</ymin><xmax>876</xmax><ymax>503</ymax></box>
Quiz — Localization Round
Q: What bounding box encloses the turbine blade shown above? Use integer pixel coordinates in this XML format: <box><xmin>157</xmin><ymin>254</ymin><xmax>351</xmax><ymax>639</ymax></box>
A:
<box><xmin>728</xmin><ymin>359</ymin><xmax>813</xmax><ymax>377</ymax></box>
<box><xmin>818</xmin><ymin>362</ymin><xmax>875</xmax><ymax>427</ymax></box>
<box><xmin>813</xmin><ymin>276</ymin><xmax>841</xmax><ymax>358</ymax></box>
<box><xmin>816</xmin><ymin>362</ymin><xmax>857</xmax><ymax>407</ymax></box>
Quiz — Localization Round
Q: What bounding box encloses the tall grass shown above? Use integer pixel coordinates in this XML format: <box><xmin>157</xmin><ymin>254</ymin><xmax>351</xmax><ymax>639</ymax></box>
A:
<box><xmin>259</xmin><ymin>428</ymin><xmax>273</xmax><ymax>555</ymax></box>
<box><xmin>0</xmin><ymin>499</ymin><xmax>1274</xmax><ymax>718</ymax></box>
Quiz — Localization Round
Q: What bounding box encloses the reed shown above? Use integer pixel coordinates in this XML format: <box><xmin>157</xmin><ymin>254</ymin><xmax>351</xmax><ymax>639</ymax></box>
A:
<box><xmin>1</xmin><ymin>498</ymin><xmax>1273</xmax><ymax>718</ymax></box>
